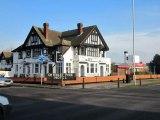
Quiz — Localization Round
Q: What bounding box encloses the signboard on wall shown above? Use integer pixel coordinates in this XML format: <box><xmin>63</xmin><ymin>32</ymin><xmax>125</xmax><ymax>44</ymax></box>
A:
<box><xmin>47</xmin><ymin>73</ymin><xmax>76</xmax><ymax>81</ymax></box>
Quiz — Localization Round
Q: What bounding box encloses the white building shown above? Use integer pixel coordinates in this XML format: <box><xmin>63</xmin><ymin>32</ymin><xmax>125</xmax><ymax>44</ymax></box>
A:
<box><xmin>124</xmin><ymin>51</ymin><xmax>140</xmax><ymax>64</ymax></box>
<box><xmin>123</xmin><ymin>51</ymin><xmax>145</xmax><ymax>72</ymax></box>
<box><xmin>0</xmin><ymin>52</ymin><xmax>13</xmax><ymax>71</ymax></box>
<box><xmin>12</xmin><ymin>23</ymin><xmax>111</xmax><ymax>78</ymax></box>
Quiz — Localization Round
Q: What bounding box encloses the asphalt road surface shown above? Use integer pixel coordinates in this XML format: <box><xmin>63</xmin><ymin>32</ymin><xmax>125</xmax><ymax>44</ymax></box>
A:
<box><xmin>0</xmin><ymin>85</ymin><xmax>160</xmax><ymax>120</ymax></box>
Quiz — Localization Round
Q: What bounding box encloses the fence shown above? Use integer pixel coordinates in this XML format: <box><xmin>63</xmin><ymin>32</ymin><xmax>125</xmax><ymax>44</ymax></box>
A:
<box><xmin>12</xmin><ymin>74</ymin><xmax>160</xmax><ymax>86</ymax></box>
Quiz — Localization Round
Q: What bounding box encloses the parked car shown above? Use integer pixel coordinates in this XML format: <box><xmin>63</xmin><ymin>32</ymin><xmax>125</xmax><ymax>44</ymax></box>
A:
<box><xmin>0</xmin><ymin>96</ymin><xmax>12</xmax><ymax>120</ymax></box>
<box><xmin>0</xmin><ymin>77</ymin><xmax>13</xmax><ymax>87</ymax></box>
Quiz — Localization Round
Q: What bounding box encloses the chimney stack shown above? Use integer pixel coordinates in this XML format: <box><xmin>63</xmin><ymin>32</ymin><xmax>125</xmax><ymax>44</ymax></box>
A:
<box><xmin>43</xmin><ymin>22</ymin><xmax>49</xmax><ymax>40</ymax></box>
<box><xmin>77</xmin><ymin>23</ymin><xmax>83</xmax><ymax>35</ymax></box>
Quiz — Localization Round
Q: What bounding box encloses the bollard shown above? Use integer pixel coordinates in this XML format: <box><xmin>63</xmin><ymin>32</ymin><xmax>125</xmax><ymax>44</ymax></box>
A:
<box><xmin>123</xmin><ymin>79</ymin><xmax>125</xmax><ymax>83</ymax></box>
<box><xmin>140</xmin><ymin>78</ymin><xmax>142</xmax><ymax>86</ymax></box>
<box><xmin>118</xmin><ymin>78</ymin><xmax>120</xmax><ymax>88</ymax></box>
<box><xmin>82</xmin><ymin>78</ymin><xmax>85</xmax><ymax>89</ymax></box>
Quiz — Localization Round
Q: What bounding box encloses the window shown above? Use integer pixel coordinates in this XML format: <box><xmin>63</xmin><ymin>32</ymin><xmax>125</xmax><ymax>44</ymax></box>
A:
<box><xmin>23</xmin><ymin>65</ymin><xmax>25</xmax><ymax>74</ymax></box>
<box><xmin>30</xmin><ymin>35</ymin><xmax>39</xmax><ymax>45</ymax></box>
<box><xmin>90</xmin><ymin>63</ymin><xmax>94</xmax><ymax>73</ymax></box>
<box><xmin>106</xmin><ymin>64</ymin><xmax>109</xmax><ymax>73</ymax></box>
<box><xmin>91</xmin><ymin>35</ymin><xmax>98</xmax><ymax>43</ymax></box>
<box><xmin>43</xmin><ymin>48</ymin><xmax>48</xmax><ymax>56</ymax></box>
<box><xmin>87</xmin><ymin>63</ymin><xmax>89</xmax><ymax>73</ymax></box>
<box><xmin>49</xmin><ymin>64</ymin><xmax>53</xmax><ymax>73</ymax></box>
<box><xmin>18</xmin><ymin>52</ymin><xmax>23</xmax><ymax>59</ymax></box>
<box><xmin>87</xmin><ymin>47</ymin><xmax>98</xmax><ymax>57</ymax></box>
<box><xmin>81</xmin><ymin>47</ymin><xmax>85</xmax><ymax>55</ymax></box>
<box><xmin>26</xmin><ymin>50</ymin><xmax>31</xmax><ymax>58</ymax></box>
<box><xmin>32</xmin><ymin>48</ymin><xmax>41</xmax><ymax>58</ymax></box>
<box><xmin>95</xmin><ymin>64</ymin><xmax>97</xmax><ymax>73</ymax></box>
<box><xmin>66</xmin><ymin>63</ymin><xmax>71</xmax><ymax>73</ymax></box>
<box><xmin>16</xmin><ymin>65</ymin><xmax>18</xmax><ymax>73</ymax></box>
<box><xmin>56</xmin><ymin>63</ymin><xmax>62</xmax><ymax>74</ymax></box>
<box><xmin>35</xmin><ymin>64</ymin><xmax>39</xmax><ymax>73</ymax></box>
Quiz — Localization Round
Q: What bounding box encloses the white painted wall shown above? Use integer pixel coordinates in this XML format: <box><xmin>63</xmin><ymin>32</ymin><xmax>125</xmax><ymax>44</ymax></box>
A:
<box><xmin>63</xmin><ymin>47</ymin><xmax>74</xmax><ymax>73</ymax></box>
<box><xmin>0</xmin><ymin>71</ymin><xmax>13</xmax><ymax>77</ymax></box>
<box><xmin>127</xmin><ymin>55</ymin><xmax>140</xmax><ymax>63</ymax></box>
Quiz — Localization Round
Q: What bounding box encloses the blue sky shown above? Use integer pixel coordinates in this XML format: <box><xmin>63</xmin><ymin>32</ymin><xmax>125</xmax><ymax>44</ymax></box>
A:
<box><xmin>0</xmin><ymin>0</ymin><xmax>160</xmax><ymax>63</ymax></box>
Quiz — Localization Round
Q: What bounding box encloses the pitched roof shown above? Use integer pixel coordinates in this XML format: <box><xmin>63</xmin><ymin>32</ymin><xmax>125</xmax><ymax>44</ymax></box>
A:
<box><xmin>13</xmin><ymin>23</ymin><xmax>109</xmax><ymax>51</ymax></box>
<box><xmin>33</xmin><ymin>26</ymin><xmax>62</xmax><ymax>46</ymax></box>
<box><xmin>61</xmin><ymin>25</ymin><xmax>96</xmax><ymax>46</ymax></box>
<box><xmin>61</xmin><ymin>25</ymin><xmax>109</xmax><ymax>50</ymax></box>
<box><xmin>0</xmin><ymin>52</ymin><xmax>13</xmax><ymax>59</ymax></box>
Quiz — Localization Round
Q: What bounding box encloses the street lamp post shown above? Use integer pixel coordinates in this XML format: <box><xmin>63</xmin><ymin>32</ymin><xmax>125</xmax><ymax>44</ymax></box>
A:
<box><xmin>132</xmin><ymin>0</ymin><xmax>136</xmax><ymax>85</ymax></box>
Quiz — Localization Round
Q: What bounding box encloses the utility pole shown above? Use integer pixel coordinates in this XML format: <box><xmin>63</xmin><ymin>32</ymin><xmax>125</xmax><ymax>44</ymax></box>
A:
<box><xmin>132</xmin><ymin>0</ymin><xmax>136</xmax><ymax>85</ymax></box>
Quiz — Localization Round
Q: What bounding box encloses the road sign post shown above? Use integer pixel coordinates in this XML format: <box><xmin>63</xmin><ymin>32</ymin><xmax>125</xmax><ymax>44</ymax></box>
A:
<box><xmin>38</xmin><ymin>55</ymin><xmax>46</xmax><ymax>85</ymax></box>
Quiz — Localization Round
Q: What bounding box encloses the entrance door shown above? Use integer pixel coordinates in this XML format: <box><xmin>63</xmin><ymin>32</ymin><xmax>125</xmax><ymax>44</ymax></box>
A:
<box><xmin>80</xmin><ymin>65</ymin><xmax>85</xmax><ymax>77</ymax></box>
<box><xmin>100</xmin><ymin>66</ymin><xmax>103</xmax><ymax>76</ymax></box>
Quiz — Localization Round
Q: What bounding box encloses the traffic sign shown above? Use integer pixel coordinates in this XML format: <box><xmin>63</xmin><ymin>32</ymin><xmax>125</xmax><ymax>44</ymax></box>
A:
<box><xmin>39</xmin><ymin>55</ymin><xmax>46</xmax><ymax>62</ymax></box>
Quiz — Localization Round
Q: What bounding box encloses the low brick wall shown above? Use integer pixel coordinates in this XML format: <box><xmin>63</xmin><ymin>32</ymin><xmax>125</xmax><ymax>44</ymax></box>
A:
<box><xmin>64</xmin><ymin>76</ymin><xmax>126</xmax><ymax>85</ymax></box>
<box><xmin>64</xmin><ymin>75</ymin><xmax>160</xmax><ymax>85</ymax></box>
<box><xmin>12</xmin><ymin>74</ymin><xmax>160</xmax><ymax>86</ymax></box>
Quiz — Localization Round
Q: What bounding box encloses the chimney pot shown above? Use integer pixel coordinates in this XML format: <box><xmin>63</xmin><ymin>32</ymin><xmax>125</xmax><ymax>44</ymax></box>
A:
<box><xmin>77</xmin><ymin>23</ymin><xmax>83</xmax><ymax>35</ymax></box>
<box><xmin>43</xmin><ymin>22</ymin><xmax>49</xmax><ymax>40</ymax></box>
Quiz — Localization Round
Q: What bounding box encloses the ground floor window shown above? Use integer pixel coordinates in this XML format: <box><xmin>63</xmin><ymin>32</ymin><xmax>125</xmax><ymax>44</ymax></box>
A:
<box><xmin>106</xmin><ymin>64</ymin><xmax>109</xmax><ymax>73</ymax></box>
<box><xmin>90</xmin><ymin>63</ymin><xmax>94</xmax><ymax>73</ymax></box>
<box><xmin>95</xmin><ymin>64</ymin><xmax>97</xmax><ymax>73</ymax></box>
<box><xmin>87</xmin><ymin>63</ymin><xmax>89</xmax><ymax>73</ymax></box>
<box><xmin>66</xmin><ymin>63</ymin><xmax>71</xmax><ymax>73</ymax></box>
<box><xmin>23</xmin><ymin>65</ymin><xmax>25</xmax><ymax>74</ymax></box>
<box><xmin>49</xmin><ymin>64</ymin><xmax>53</xmax><ymax>73</ymax></box>
<box><xmin>35</xmin><ymin>64</ymin><xmax>39</xmax><ymax>73</ymax></box>
<box><xmin>16</xmin><ymin>65</ymin><xmax>18</xmax><ymax>73</ymax></box>
<box><xmin>56</xmin><ymin>63</ymin><xmax>62</xmax><ymax>74</ymax></box>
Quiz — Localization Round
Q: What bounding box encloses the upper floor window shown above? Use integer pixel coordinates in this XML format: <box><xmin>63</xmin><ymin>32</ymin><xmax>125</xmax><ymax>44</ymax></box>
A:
<box><xmin>80</xmin><ymin>47</ymin><xmax>85</xmax><ymax>55</ymax></box>
<box><xmin>31</xmin><ymin>36</ymin><xmax>38</xmax><ymax>43</ymax></box>
<box><xmin>87</xmin><ymin>47</ymin><xmax>98</xmax><ymax>57</ymax></box>
<box><xmin>27</xmin><ymin>35</ymin><xmax>41</xmax><ymax>46</ymax></box>
<box><xmin>43</xmin><ymin>48</ymin><xmax>48</xmax><ymax>56</ymax></box>
<box><xmin>18</xmin><ymin>52</ymin><xmax>23</xmax><ymax>59</ymax></box>
<box><xmin>26</xmin><ymin>50</ymin><xmax>31</xmax><ymax>58</ymax></box>
<box><xmin>32</xmin><ymin>48</ymin><xmax>41</xmax><ymax>58</ymax></box>
<box><xmin>91</xmin><ymin>35</ymin><xmax>98</xmax><ymax>43</ymax></box>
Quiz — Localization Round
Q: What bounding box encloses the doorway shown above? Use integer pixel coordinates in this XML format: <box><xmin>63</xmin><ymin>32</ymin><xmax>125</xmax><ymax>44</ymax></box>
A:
<box><xmin>100</xmin><ymin>66</ymin><xmax>103</xmax><ymax>76</ymax></box>
<box><xmin>80</xmin><ymin>65</ymin><xmax>85</xmax><ymax>77</ymax></box>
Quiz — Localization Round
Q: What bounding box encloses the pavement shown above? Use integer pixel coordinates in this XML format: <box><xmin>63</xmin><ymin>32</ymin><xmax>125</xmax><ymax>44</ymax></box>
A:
<box><xmin>13</xmin><ymin>78</ymin><xmax>160</xmax><ymax>89</ymax></box>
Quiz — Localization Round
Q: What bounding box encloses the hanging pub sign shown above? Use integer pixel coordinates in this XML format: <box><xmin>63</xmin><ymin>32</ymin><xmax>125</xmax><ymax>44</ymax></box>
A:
<box><xmin>47</xmin><ymin>73</ymin><xmax>76</xmax><ymax>81</ymax></box>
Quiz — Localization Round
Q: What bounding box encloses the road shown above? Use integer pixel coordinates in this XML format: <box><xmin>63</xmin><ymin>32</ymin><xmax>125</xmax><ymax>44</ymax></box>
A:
<box><xmin>0</xmin><ymin>85</ymin><xmax>160</xmax><ymax>120</ymax></box>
